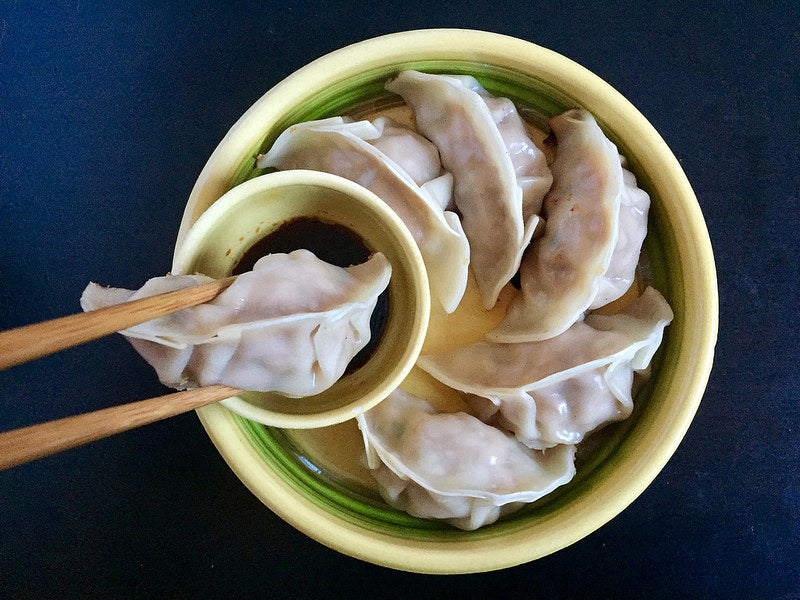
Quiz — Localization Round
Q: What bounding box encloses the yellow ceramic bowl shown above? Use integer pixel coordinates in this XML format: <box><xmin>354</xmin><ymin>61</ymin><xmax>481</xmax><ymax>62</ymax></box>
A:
<box><xmin>172</xmin><ymin>169</ymin><xmax>430</xmax><ymax>429</ymax></box>
<box><xmin>172</xmin><ymin>29</ymin><xmax>718</xmax><ymax>573</ymax></box>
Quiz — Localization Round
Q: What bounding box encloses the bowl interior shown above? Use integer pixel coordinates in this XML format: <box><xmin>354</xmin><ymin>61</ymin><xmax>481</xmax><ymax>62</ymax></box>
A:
<box><xmin>173</xmin><ymin>170</ymin><xmax>429</xmax><ymax>429</ymax></box>
<box><xmin>178</xmin><ymin>30</ymin><xmax>718</xmax><ymax>573</ymax></box>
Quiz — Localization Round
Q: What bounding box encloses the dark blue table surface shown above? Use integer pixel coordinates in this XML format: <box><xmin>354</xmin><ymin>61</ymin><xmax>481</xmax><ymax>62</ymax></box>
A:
<box><xmin>1</xmin><ymin>2</ymin><xmax>798</xmax><ymax>598</ymax></box>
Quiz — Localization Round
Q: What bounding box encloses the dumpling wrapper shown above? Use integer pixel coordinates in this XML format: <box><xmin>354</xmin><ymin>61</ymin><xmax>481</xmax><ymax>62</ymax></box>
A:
<box><xmin>80</xmin><ymin>250</ymin><xmax>391</xmax><ymax>396</ymax></box>
<box><xmin>590</xmin><ymin>163</ymin><xmax>650</xmax><ymax>309</ymax></box>
<box><xmin>386</xmin><ymin>71</ymin><xmax>548</xmax><ymax>309</ymax></box>
<box><xmin>367</xmin><ymin>116</ymin><xmax>443</xmax><ymax>188</ymax></box>
<box><xmin>417</xmin><ymin>287</ymin><xmax>673</xmax><ymax>449</ymax></box>
<box><xmin>489</xmin><ymin>108</ymin><xmax>625</xmax><ymax>342</ymax></box>
<box><xmin>257</xmin><ymin>116</ymin><xmax>469</xmax><ymax>314</ymax></box>
<box><xmin>450</xmin><ymin>74</ymin><xmax>553</xmax><ymax>223</ymax></box>
<box><xmin>357</xmin><ymin>387</ymin><xmax>576</xmax><ymax>530</ymax></box>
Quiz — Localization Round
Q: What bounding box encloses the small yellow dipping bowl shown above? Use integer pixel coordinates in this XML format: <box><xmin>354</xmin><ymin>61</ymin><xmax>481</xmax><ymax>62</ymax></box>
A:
<box><xmin>172</xmin><ymin>169</ymin><xmax>430</xmax><ymax>429</ymax></box>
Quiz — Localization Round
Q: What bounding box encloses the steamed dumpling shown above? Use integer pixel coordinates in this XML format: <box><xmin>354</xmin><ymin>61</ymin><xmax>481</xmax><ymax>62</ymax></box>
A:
<box><xmin>356</xmin><ymin>387</ymin><xmax>576</xmax><ymax>530</ymax></box>
<box><xmin>257</xmin><ymin>116</ymin><xmax>469</xmax><ymax>313</ymax></box>
<box><xmin>80</xmin><ymin>250</ymin><xmax>391</xmax><ymax>396</ymax></box>
<box><xmin>386</xmin><ymin>70</ymin><xmax>548</xmax><ymax>309</ymax></box>
<box><xmin>367</xmin><ymin>116</ymin><xmax>443</xmax><ymax>187</ymax></box>
<box><xmin>489</xmin><ymin>109</ymin><xmax>625</xmax><ymax>342</ymax></box>
<box><xmin>417</xmin><ymin>287</ymin><xmax>673</xmax><ymax>449</ymax></box>
<box><xmin>590</xmin><ymin>163</ymin><xmax>650</xmax><ymax>308</ymax></box>
<box><xmin>449</xmin><ymin>75</ymin><xmax>553</xmax><ymax>223</ymax></box>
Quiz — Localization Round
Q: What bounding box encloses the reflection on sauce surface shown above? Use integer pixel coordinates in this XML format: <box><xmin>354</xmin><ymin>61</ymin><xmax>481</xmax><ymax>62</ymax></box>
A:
<box><xmin>233</xmin><ymin>217</ymin><xmax>372</xmax><ymax>273</ymax></box>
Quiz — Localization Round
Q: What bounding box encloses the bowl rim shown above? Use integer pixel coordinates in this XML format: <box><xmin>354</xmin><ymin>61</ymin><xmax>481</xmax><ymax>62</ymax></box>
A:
<box><xmin>179</xmin><ymin>28</ymin><xmax>719</xmax><ymax>573</ymax></box>
<box><xmin>173</xmin><ymin>169</ymin><xmax>430</xmax><ymax>429</ymax></box>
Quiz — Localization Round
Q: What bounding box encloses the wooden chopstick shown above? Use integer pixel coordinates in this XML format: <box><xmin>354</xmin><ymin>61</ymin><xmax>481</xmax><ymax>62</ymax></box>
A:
<box><xmin>0</xmin><ymin>384</ymin><xmax>242</xmax><ymax>470</ymax></box>
<box><xmin>0</xmin><ymin>275</ymin><xmax>237</xmax><ymax>371</ymax></box>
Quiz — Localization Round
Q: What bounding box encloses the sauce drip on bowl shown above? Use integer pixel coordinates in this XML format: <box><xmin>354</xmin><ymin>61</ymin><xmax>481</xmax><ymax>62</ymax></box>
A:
<box><xmin>233</xmin><ymin>217</ymin><xmax>389</xmax><ymax>374</ymax></box>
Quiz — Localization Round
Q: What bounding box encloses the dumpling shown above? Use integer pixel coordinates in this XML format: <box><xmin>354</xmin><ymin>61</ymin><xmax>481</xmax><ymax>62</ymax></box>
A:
<box><xmin>590</xmin><ymin>163</ymin><xmax>650</xmax><ymax>308</ymax></box>
<box><xmin>257</xmin><ymin>116</ymin><xmax>469</xmax><ymax>313</ymax></box>
<box><xmin>417</xmin><ymin>287</ymin><xmax>673</xmax><ymax>449</ymax></box>
<box><xmin>356</xmin><ymin>387</ymin><xmax>576</xmax><ymax>530</ymax></box>
<box><xmin>80</xmin><ymin>250</ymin><xmax>391</xmax><ymax>396</ymax></box>
<box><xmin>448</xmin><ymin>75</ymin><xmax>552</xmax><ymax>223</ymax></box>
<box><xmin>489</xmin><ymin>109</ymin><xmax>626</xmax><ymax>342</ymax></box>
<box><xmin>368</xmin><ymin>116</ymin><xmax>455</xmax><ymax>212</ymax></box>
<box><xmin>386</xmin><ymin>71</ymin><xmax>549</xmax><ymax>309</ymax></box>
<box><xmin>367</xmin><ymin>116</ymin><xmax>443</xmax><ymax>187</ymax></box>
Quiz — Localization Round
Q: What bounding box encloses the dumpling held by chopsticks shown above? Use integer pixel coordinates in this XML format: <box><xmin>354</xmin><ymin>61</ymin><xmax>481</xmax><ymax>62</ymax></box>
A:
<box><xmin>80</xmin><ymin>250</ymin><xmax>391</xmax><ymax>397</ymax></box>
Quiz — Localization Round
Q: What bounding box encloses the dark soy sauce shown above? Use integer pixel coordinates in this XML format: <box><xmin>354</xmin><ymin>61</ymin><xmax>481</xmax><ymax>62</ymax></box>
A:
<box><xmin>233</xmin><ymin>217</ymin><xmax>389</xmax><ymax>374</ymax></box>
